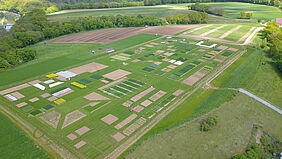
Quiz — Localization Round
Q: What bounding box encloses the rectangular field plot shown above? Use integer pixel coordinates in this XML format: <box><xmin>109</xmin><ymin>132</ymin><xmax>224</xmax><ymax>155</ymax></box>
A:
<box><xmin>0</xmin><ymin>35</ymin><xmax>243</xmax><ymax>159</ymax></box>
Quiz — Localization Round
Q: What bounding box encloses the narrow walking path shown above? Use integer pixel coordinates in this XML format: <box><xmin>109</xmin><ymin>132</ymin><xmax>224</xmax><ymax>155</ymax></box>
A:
<box><xmin>201</xmin><ymin>25</ymin><xmax>226</xmax><ymax>36</ymax></box>
<box><xmin>187</xmin><ymin>24</ymin><xmax>212</xmax><ymax>33</ymax></box>
<box><xmin>239</xmin><ymin>89</ymin><xmax>282</xmax><ymax>114</ymax></box>
<box><xmin>219</xmin><ymin>25</ymin><xmax>242</xmax><ymax>39</ymax></box>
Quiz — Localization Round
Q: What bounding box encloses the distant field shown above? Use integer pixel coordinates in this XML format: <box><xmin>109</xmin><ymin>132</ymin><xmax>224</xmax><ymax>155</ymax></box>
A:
<box><xmin>0</xmin><ymin>113</ymin><xmax>50</xmax><ymax>159</ymax></box>
<box><xmin>47</xmin><ymin>7</ymin><xmax>190</xmax><ymax>21</ymax></box>
<box><xmin>168</xmin><ymin>2</ymin><xmax>282</xmax><ymax>20</ymax></box>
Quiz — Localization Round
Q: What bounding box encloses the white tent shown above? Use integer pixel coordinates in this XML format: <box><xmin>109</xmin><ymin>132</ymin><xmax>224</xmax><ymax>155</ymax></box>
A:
<box><xmin>56</xmin><ymin>71</ymin><xmax>77</xmax><ymax>79</ymax></box>
<box><xmin>43</xmin><ymin>79</ymin><xmax>55</xmax><ymax>84</ymax></box>
<box><xmin>174</xmin><ymin>61</ymin><xmax>184</xmax><ymax>65</ymax></box>
<box><xmin>33</xmin><ymin>83</ymin><xmax>46</xmax><ymax>90</ymax></box>
<box><xmin>169</xmin><ymin>59</ymin><xmax>176</xmax><ymax>63</ymax></box>
<box><xmin>52</xmin><ymin>88</ymin><xmax>72</xmax><ymax>97</ymax></box>
<box><xmin>49</xmin><ymin>82</ymin><xmax>64</xmax><ymax>88</ymax></box>
<box><xmin>5</xmin><ymin>94</ymin><xmax>17</xmax><ymax>101</ymax></box>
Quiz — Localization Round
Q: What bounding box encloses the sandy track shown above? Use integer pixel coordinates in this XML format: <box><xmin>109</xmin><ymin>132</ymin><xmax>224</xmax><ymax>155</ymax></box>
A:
<box><xmin>180</xmin><ymin>34</ymin><xmax>240</xmax><ymax>45</ymax></box>
<box><xmin>50</xmin><ymin>25</ymin><xmax>201</xmax><ymax>44</ymax></box>
<box><xmin>201</xmin><ymin>25</ymin><xmax>226</xmax><ymax>37</ymax></box>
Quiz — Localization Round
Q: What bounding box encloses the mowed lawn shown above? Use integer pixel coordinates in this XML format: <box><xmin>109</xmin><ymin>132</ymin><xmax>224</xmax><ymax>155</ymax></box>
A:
<box><xmin>123</xmin><ymin>49</ymin><xmax>282</xmax><ymax>159</ymax></box>
<box><xmin>169</xmin><ymin>2</ymin><xmax>282</xmax><ymax>20</ymax></box>
<box><xmin>0</xmin><ymin>33</ymin><xmax>157</xmax><ymax>88</ymax></box>
<box><xmin>47</xmin><ymin>7</ymin><xmax>190</xmax><ymax>21</ymax></box>
<box><xmin>0</xmin><ymin>113</ymin><xmax>50</xmax><ymax>159</ymax></box>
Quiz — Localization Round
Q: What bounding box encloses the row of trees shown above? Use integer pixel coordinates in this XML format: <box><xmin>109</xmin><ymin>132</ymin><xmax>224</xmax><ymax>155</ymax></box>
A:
<box><xmin>190</xmin><ymin>3</ymin><xmax>224</xmax><ymax>16</ymax></box>
<box><xmin>261</xmin><ymin>22</ymin><xmax>282</xmax><ymax>72</ymax></box>
<box><xmin>165</xmin><ymin>12</ymin><xmax>208</xmax><ymax>24</ymax></box>
<box><xmin>240</xmin><ymin>11</ymin><xmax>253</xmax><ymax>19</ymax></box>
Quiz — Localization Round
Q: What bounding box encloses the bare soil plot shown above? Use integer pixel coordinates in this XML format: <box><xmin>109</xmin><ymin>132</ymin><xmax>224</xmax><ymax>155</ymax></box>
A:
<box><xmin>62</xmin><ymin>110</ymin><xmax>87</xmax><ymax>128</ymax></box>
<box><xmin>68</xmin><ymin>62</ymin><xmax>108</xmax><ymax>75</ymax></box>
<box><xmin>16</xmin><ymin>102</ymin><xmax>27</xmax><ymax>108</ymax></box>
<box><xmin>74</xmin><ymin>141</ymin><xmax>86</xmax><ymax>149</ymax></box>
<box><xmin>101</xmin><ymin>114</ymin><xmax>118</xmax><ymax>125</ymax></box>
<box><xmin>123</xmin><ymin>117</ymin><xmax>147</xmax><ymax>136</ymax></box>
<box><xmin>214</xmin><ymin>59</ymin><xmax>224</xmax><ymax>63</ymax></box>
<box><xmin>29</xmin><ymin>97</ymin><xmax>39</xmax><ymax>102</ymax></box>
<box><xmin>218</xmin><ymin>45</ymin><xmax>229</xmax><ymax>50</ymax></box>
<box><xmin>67</xmin><ymin>133</ymin><xmax>77</xmax><ymax>140</ymax></box>
<box><xmin>183</xmin><ymin>68</ymin><xmax>207</xmax><ymax>85</ymax></box>
<box><xmin>103</xmin><ymin>69</ymin><xmax>131</xmax><ymax>80</ymax></box>
<box><xmin>50</xmin><ymin>25</ymin><xmax>199</xmax><ymax>44</ymax></box>
<box><xmin>75</xmin><ymin>126</ymin><xmax>91</xmax><ymax>136</ymax></box>
<box><xmin>131</xmin><ymin>59</ymin><xmax>140</xmax><ymax>63</ymax></box>
<box><xmin>228</xmin><ymin>48</ymin><xmax>239</xmax><ymax>52</ymax></box>
<box><xmin>132</xmin><ymin>105</ymin><xmax>144</xmax><ymax>113</ymax></box>
<box><xmin>112</xmin><ymin>132</ymin><xmax>126</xmax><ymax>142</ymax></box>
<box><xmin>40</xmin><ymin>111</ymin><xmax>61</xmax><ymax>128</ymax></box>
<box><xmin>115</xmin><ymin>114</ymin><xmax>138</xmax><ymax>130</ymax></box>
<box><xmin>41</xmin><ymin>93</ymin><xmax>51</xmax><ymax>98</ymax></box>
<box><xmin>173</xmin><ymin>89</ymin><xmax>184</xmax><ymax>96</ymax></box>
<box><xmin>122</xmin><ymin>100</ymin><xmax>133</xmax><ymax>107</ymax></box>
<box><xmin>167</xmin><ymin>65</ymin><xmax>177</xmax><ymax>69</ymax></box>
<box><xmin>48</xmin><ymin>96</ymin><xmax>58</xmax><ymax>102</ymax></box>
<box><xmin>201</xmin><ymin>25</ymin><xmax>227</xmax><ymax>37</ymax></box>
<box><xmin>10</xmin><ymin>92</ymin><xmax>25</xmax><ymax>99</ymax></box>
<box><xmin>111</xmin><ymin>55</ymin><xmax>131</xmax><ymax>61</ymax></box>
<box><xmin>140</xmin><ymin>100</ymin><xmax>153</xmax><ymax>107</ymax></box>
<box><xmin>28</xmin><ymin>80</ymin><xmax>41</xmax><ymax>85</ymax></box>
<box><xmin>131</xmin><ymin>87</ymin><xmax>155</xmax><ymax>102</ymax></box>
<box><xmin>149</xmin><ymin>90</ymin><xmax>167</xmax><ymax>101</ymax></box>
<box><xmin>163</xmin><ymin>52</ymin><xmax>174</xmax><ymax>56</ymax></box>
<box><xmin>0</xmin><ymin>83</ymin><xmax>30</xmax><ymax>95</ymax></box>
<box><xmin>84</xmin><ymin>92</ymin><xmax>110</xmax><ymax>101</ymax></box>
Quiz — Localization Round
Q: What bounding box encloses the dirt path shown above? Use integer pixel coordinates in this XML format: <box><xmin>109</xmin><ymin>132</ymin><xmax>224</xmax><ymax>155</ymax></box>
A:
<box><xmin>180</xmin><ymin>34</ymin><xmax>240</xmax><ymax>45</ymax></box>
<box><xmin>238</xmin><ymin>27</ymin><xmax>256</xmax><ymax>43</ymax></box>
<box><xmin>219</xmin><ymin>25</ymin><xmax>242</xmax><ymax>39</ymax></box>
<box><xmin>201</xmin><ymin>25</ymin><xmax>226</xmax><ymax>37</ymax></box>
<box><xmin>105</xmin><ymin>49</ymin><xmax>247</xmax><ymax>159</ymax></box>
<box><xmin>240</xmin><ymin>27</ymin><xmax>264</xmax><ymax>45</ymax></box>
<box><xmin>48</xmin><ymin>6</ymin><xmax>166</xmax><ymax>15</ymax></box>
<box><xmin>186</xmin><ymin>24</ymin><xmax>213</xmax><ymax>34</ymax></box>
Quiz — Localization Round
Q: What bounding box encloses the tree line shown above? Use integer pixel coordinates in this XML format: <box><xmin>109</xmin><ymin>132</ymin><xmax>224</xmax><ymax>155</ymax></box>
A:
<box><xmin>189</xmin><ymin>3</ymin><xmax>224</xmax><ymax>16</ymax></box>
<box><xmin>261</xmin><ymin>22</ymin><xmax>282</xmax><ymax>72</ymax></box>
<box><xmin>165</xmin><ymin>12</ymin><xmax>208</xmax><ymax>24</ymax></box>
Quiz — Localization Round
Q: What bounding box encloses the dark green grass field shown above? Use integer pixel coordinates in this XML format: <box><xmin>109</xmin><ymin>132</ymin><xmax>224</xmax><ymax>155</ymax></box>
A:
<box><xmin>169</xmin><ymin>2</ymin><xmax>282</xmax><ymax>20</ymax></box>
<box><xmin>47</xmin><ymin>7</ymin><xmax>190</xmax><ymax>22</ymax></box>
<box><xmin>0</xmin><ymin>113</ymin><xmax>50</xmax><ymax>159</ymax></box>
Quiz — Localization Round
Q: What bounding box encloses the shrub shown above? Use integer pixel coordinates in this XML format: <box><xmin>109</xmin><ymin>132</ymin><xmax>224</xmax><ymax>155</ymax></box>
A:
<box><xmin>200</xmin><ymin>116</ymin><xmax>218</xmax><ymax>131</ymax></box>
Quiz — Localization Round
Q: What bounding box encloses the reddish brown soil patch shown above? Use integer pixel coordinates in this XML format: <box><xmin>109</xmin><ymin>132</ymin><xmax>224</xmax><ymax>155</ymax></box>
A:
<box><xmin>74</xmin><ymin>141</ymin><xmax>86</xmax><ymax>149</ymax></box>
<box><xmin>130</xmin><ymin>87</ymin><xmax>155</xmax><ymax>102</ymax></box>
<box><xmin>84</xmin><ymin>92</ymin><xmax>110</xmax><ymax>101</ymax></box>
<box><xmin>68</xmin><ymin>62</ymin><xmax>108</xmax><ymax>75</ymax></box>
<box><xmin>140</xmin><ymin>100</ymin><xmax>153</xmax><ymax>107</ymax></box>
<box><xmin>16</xmin><ymin>102</ymin><xmax>27</xmax><ymax>108</ymax></box>
<box><xmin>149</xmin><ymin>90</ymin><xmax>167</xmax><ymax>101</ymax></box>
<box><xmin>50</xmin><ymin>25</ymin><xmax>199</xmax><ymax>44</ymax></box>
<box><xmin>103</xmin><ymin>69</ymin><xmax>131</xmax><ymax>80</ymax></box>
<box><xmin>29</xmin><ymin>97</ymin><xmax>39</xmax><ymax>102</ymax></box>
<box><xmin>123</xmin><ymin>117</ymin><xmax>146</xmax><ymax>136</ymax></box>
<box><xmin>101</xmin><ymin>114</ymin><xmax>118</xmax><ymax>125</ymax></box>
<box><xmin>132</xmin><ymin>105</ymin><xmax>144</xmax><ymax>112</ymax></box>
<box><xmin>75</xmin><ymin>126</ymin><xmax>90</xmax><ymax>136</ymax></box>
<box><xmin>115</xmin><ymin>114</ymin><xmax>137</xmax><ymax>130</ymax></box>
<box><xmin>41</xmin><ymin>93</ymin><xmax>51</xmax><ymax>98</ymax></box>
<box><xmin>112</xmin><ymin>132</ymin><xmax>126</xmax><ymax>142</ymax></box>
<box><xmin>62</xmin><ymin>110</ymin><xmax>86</xmax><ymax>128</ymax></box>
<box><xmin>172</xmin><ymin>89</ymin><xmax>184</xmax><ymax>96</ymax></box>
<box><xmin>67</xmin><ymin>133</ymin><xmax>77</xmax><ymax>140</ymax></box>
<box><xmin>10</xmin><ymin>92</ymin><xmax>25</xmax><ymax>99</ymax></box>
<box><xmin>0</xmin><ymin>83</ymin><xmax>30</xmax><ymax>95</ymax></box>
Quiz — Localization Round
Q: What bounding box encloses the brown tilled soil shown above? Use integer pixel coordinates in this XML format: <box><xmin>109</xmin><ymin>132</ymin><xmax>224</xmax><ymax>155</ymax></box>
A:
<box><xmin>115</xmin><ymin>114</ymin><xmax>137</xmax><ymax>130</ymax></box>
<box><xmin>102</xmin><ymin>69</ymin><xmax>131</xmax><ymax>80</ymax></box>
<box><xmin>101</xmin><ymin>114</ymin><xmax>118</xmax><ymax>125</ymax></box>
<box><xmin>112</xmin><ymin>132</ymin><xmax>126</xmax><ymax>142</ymax></box>
<box><xmin>50</xmin><ymin>25</ymin><xmax>199</xmax><ymax>44</ymax></box>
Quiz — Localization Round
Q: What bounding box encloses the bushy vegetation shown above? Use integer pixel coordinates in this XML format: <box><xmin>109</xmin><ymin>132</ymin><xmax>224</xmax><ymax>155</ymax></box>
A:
<box><xmin>165</xmin><ymin>12</ymin><xmax>208</xmax><ymax>24</ymax></box>
<box><xmin>190</xmin><ymin>3</ymin><xmax>224</xmax><ymax>16</ymax></box>
<box><xmin>261</xmin><ymin>22</ymin><xmax>282</xmax><ymax>72</ymax></box>
<box><xmin>200</xmin><ymin>116</ymin><xmax>218</xmax><ymax>131</ymax></box>
<box><xmin>232</xmin><ymin>135</ymin><xmax>282</xmax><ymax>159</ymax></box>
<box><xmin>240</xmin><ymin>11</ymin><xmax>253</xmax><ymax>19</ymax></box>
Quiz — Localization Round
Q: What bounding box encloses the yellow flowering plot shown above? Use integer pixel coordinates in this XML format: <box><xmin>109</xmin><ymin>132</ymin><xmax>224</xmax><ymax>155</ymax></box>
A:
<box><xmin>71</xmin><ymin>82</ymin><xmax>86</xmax><ymax>88</ymax></box>
<box><xmin>45</xmin><ymin>73</ymin><xmax>58</xmax><ymax>78</ymax></box>
<box><xmin>54</xmin><ymin>98</ymin><xmax>66</xmax><ymax>105</ymax></box>
<box><xmin>207</xmin><ymin>52</ymin><xmax>216</xmax><ymax>56</ymax></box>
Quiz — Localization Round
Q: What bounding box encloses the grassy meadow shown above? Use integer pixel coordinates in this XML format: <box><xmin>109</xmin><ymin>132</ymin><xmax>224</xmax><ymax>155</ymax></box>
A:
<box><xmin>0</xmin><ymin>113</ymin><xmax>50</xmax><ymax>159</ymax></box>
<box><xmin>168</xmin><ymin>2</ymin><xmax>282</xmax><ymax>20</ymax></box>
